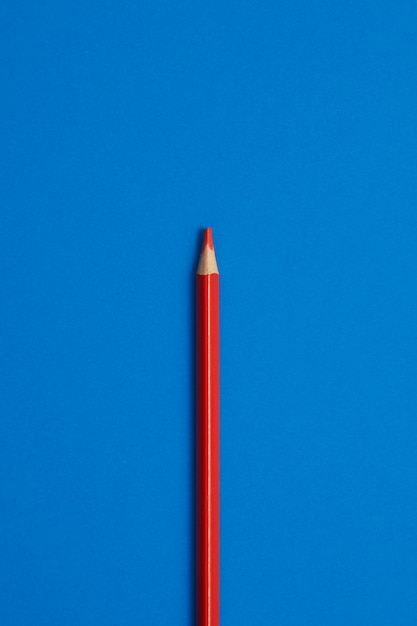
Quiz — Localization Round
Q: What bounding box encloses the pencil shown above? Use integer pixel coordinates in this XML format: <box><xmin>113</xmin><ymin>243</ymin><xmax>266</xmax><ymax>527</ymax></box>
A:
<box><xmin>196</xmin><ymin>227</ymin><xmax>220</xmax><ymax>626</ymax></box>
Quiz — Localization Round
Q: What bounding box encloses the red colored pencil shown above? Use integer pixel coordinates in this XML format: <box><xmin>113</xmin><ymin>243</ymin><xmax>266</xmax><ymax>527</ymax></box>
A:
<box><xmin>196</xmin><ymin>227</ymin><xmax>220</xmax><ymax>626</ymax></box>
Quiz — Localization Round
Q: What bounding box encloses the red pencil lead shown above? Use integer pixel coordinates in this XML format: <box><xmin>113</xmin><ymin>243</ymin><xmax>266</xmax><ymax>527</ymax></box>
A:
<box><xmin>202</xmin><ymin>227</ymin><xmax>214</xmax><ymax>250</ymax></box>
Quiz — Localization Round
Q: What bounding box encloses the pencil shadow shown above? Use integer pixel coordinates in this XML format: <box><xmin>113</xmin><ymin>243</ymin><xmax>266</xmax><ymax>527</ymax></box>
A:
<box><xmin>189</xmin><ymin>228</ymin><xmax>204</xmax><ymax>626</ymax></box>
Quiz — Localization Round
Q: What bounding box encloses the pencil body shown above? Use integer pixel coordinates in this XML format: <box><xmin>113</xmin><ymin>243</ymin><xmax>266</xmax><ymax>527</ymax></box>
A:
<box><xmin>196</xmin><ymin>229</ymin><xmax>219</xmax><ymax>626</ymax></box>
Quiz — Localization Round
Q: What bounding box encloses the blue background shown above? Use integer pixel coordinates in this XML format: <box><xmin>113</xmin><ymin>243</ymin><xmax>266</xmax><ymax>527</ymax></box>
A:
<box><xmin>1</xmin><ymin>1</ymin><xmax>417</xmax><ymax>624</ymax></box>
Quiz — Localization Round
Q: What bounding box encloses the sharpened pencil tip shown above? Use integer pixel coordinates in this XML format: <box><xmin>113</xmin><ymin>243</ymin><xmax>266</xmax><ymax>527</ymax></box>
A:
<box><xmin>197</xmin><ymin>228</ymin><xmax>219</xmax><ymax>275</ymax></box>
<box><xmin>202</xmin><ymin>227</ymin><xmax>214</xmax><ymax>250</ymax></box>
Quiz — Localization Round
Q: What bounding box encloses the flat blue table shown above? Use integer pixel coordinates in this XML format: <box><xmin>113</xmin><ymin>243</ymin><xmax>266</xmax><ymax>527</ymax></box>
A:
<box><xmin>1</xmin><ymin>1</ymin><xmax>417</xmax><ymax>623</ymax></box>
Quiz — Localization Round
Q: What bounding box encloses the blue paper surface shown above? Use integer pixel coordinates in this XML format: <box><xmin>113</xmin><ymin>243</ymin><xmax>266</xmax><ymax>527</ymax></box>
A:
<box><xmin>1</xmin><ymin>1</ymin><xmax>417</xmax><ymax>624</ymax></box>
